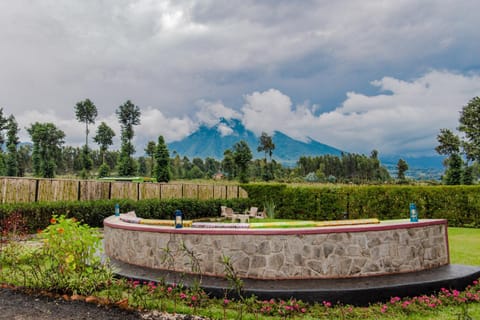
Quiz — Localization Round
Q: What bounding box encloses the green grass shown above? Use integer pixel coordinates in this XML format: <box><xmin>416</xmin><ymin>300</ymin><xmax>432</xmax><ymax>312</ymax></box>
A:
<box><xmin>448</xmin><ymin>227</ymin><xmax>480</xmax><ymax>266</ymax></box>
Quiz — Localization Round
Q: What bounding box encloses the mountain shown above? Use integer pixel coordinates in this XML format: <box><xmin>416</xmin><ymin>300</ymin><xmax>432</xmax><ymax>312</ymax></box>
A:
<box><xmin>167</xmin><ymin>118</ymin><xmax>344</xmax><ymax>164</ymax></box>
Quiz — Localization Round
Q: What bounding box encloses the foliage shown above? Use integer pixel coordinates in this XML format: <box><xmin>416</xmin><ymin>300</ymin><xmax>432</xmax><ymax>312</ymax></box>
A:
<box><xmin>38</xmin><ymin>215</ymin><xmax>112</xmax><ymax>294</ymax></box>
<box><xmin>27</xmin><ymin>122</ymin><xmax>65</xmax><ymax>178</ymax></box>
<box><xmin>154</xmin><ymin>135</ymin><xmax>171</xmax><ymax>183</ymax></box>
<box><xmin>116</xmin><ymin>100</ymin><xmax>141</xmax><ymax>176</ymax></box>
<box><xmin>93</xmin><ymin>121</ymin><xmax>115</xmax><ymax>165</ymax></box>
<box><xmin>458</xmin><ymin>96</ymin><xmax>480</xmax><ymax>162</ymax></box>
<box><xmin>5</xmin><ymin>115</ymin><xmax>20</xmax><ymax>177</ymax></box>
<box><xmin>396</xmin><ymin>158</ymin><xmax>408</xmax><ymax>180</ymax></box>
<box><xmin>74</xmin><ymin>99</ymin><xmax>97</xmax><ymax>176</ymax></box>
<box><xmin>297</xmin><ymin>152</ymin><xmax>391</xmax><ymax>184</ymax></box>
<box><xmin>233</xmin><ymin>140</ymin><xmax>253</xmax><ymax>183</ymax></box>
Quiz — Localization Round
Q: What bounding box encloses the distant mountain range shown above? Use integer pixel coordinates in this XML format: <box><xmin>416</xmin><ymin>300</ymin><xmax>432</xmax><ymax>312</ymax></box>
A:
<box><xmin>168</xmin><ymin>118</ymin><xmax>343</xmax><ymax>165</ymax></box>
<box><xmin>167</xmin><ymin>118</ymin><xmax>445</xmax><ymax>179</ymax></box>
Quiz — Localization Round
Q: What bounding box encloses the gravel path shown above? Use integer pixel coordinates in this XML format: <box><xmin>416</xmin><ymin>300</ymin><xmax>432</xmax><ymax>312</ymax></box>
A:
<box><xmin>0</xmin><ymin>287</ymin><xmax>207</xmax><ymax>320</ymax></box>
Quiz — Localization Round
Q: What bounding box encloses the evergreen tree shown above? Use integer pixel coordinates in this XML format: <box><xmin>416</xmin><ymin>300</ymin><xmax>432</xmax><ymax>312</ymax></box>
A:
<box><xmin>396</xmin><ymin>158</ymin><xmax>408</xmax><ymax>181</ymax></box>
<box><xmin>5</xmin><ymin>115</ymin><xmax>20</xmax><ymax>176</ymax></box>
<box><xmin>116</xmin><ymin>100</ymin><xmax>141</xmax><ymax>176</ymax></box>
<box><xmin>222</xmin><ymin>149</ymin><xmax>236</xmax><ymax>180</ymax></box>
<box><xmin>154</xmin><ymin>135</ymin><xmax>171</xmax><ymax>182</ymax></box>
<box><xmin>93</xmin><ymin>122</ymin><xmax>115</xmax><ymax>166</ymax></box>
<box><xmin>27</xmin><ymin>122</ymin><xmax>65</xmax><ymax>178</ymax></box>
<box><xmin>145</xmin><ymin>140</ymin><xmax>156</xmax><ymax>177</ymax></box>
<box><xmin>138</xmin><ymin>157</ymin><xmax>147</xmax><ymax>176</ymax></box>
<box><xmin>444</xmin><ymin>154</ymin><xmax>463</xmax><ymax>185</ymax></box>
<box><xmin>233</xmin><ymin>140</ymin><xmax>252</xmax><ymax>183</ymax></box>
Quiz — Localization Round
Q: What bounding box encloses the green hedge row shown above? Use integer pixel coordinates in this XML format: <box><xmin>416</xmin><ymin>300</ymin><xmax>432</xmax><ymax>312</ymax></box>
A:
<box><xmin>0</xmin><ymin>198</ymin><xmax>252</xmax><ymax>232</ymax></box>
<box><xmin>2</xmin><ymin>184</ymin><xmax>480</xmax><ymax>232</ymax></box>
<box><xmin>242</xmin><ymin>184</ymin><xmax>480</xmax><ymax>227</ymax></box>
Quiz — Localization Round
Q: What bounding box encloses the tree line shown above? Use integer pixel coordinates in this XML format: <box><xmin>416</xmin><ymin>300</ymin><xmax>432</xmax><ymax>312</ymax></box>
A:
<box><xmin>3</xmin><ymin>96</ymin><xmax>479</xmax><ymax>184</ymax></box>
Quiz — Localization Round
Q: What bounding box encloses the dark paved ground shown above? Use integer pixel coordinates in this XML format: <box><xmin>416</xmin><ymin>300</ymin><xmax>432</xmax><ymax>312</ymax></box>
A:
<box><xmin>0</xmin><ymin>287</ymin><xmax>207</xmax><ymax>320</ymax></box>
<box><xmin>111</xmin><ymin>259</ymin><xmax>480</xmax><ymax>306</ymax></box>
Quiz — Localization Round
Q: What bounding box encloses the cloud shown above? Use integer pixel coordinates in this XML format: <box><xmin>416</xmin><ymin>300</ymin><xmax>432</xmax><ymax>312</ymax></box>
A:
<box><xmin>238</xmin><ymin>70</ymin><xmax>480</xmax><ymax>156</ymax></box>
<box><xmin>194</xmin><ymin>99</ymin><xmax>241</xmax><ymax>126</ymax></box>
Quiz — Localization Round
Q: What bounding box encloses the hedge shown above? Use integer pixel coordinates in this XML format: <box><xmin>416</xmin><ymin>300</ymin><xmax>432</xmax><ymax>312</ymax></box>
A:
<box><xmin>241</xmin><ymin>184</ymin><xmax>480</xmax><ymax>227</ymax></box>
<box><xmin>0</xmin><ymin>198</ymin><xmax>252</xmax><ymax>232</ymax></box>
<box><xmin>1</xmin><ymin>184</ymin><xmax>479</xmax><ymax>232</ymax></box>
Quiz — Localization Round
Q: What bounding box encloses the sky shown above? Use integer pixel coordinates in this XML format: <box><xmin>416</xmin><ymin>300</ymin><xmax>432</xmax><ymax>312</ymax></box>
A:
<box><xmin>1</xmin><ymin>0</ymin><xmax>480</xmax><ymax>157</ymax></box>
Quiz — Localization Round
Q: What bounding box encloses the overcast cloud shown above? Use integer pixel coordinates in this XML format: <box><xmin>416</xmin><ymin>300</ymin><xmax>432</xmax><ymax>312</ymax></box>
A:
<box><xmin>1</xmin><ymin>1</ymin><xmax>480</xmax><ymax>156</ymax></box>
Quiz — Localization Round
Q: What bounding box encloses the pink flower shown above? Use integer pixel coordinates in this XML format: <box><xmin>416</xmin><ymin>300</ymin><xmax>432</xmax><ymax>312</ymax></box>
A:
<box><xmin>191</xmin><ymin>295</ymin><xmax>197</xmax><ymax>302</ymax></box>
<box><xmin>301</xmin><ymin>307</ymin><xmax>307</xmax><ymax>313</ymax></box>
<box><xmin>167</xmin><ymin>287</ymin><xmax>173</xmax><ymax>293</ymax></box>
<box><xmin>453</xmin><ymin>290</ymin><xmax>460</xmax><ymax>297</ymax></box>
<box><xmin>390</xmin><ymin>296</ymin><xmax>401</xmax><ymax>304</ymax></box>
<box><xmin>180</xmin><ymin>292</ymin><xmax>187</xmax><ymax>299</ymax></box>
<box><xmin>381</xmin><ymin>304</ymin><xmax>388</xmax><ymax>313</ymax></box>
<box><xmin>323</xmin><ymin>301</ymin><xmax>332</xmax><ymax>308</ymax></box>
<box><xmin>223</xmin><ymin>299</ymin><xmax>230</xmax><ymax>305</ymax></box>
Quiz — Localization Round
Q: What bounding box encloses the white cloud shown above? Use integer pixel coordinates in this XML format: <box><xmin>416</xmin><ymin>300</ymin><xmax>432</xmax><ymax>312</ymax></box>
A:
<box><xmin>239</xmin><ymin>70</ymin><xmax>480</xmax><ymax>155</ymax></box>
<box><xmin>138</xmin><ymin>107</ymin><xmax>195</xmax><ymax>143</ymax></box>
<box><xmin>194</xmin><ymin>99</ymin><xmax>241</xmax><ymax>126</ymax></box>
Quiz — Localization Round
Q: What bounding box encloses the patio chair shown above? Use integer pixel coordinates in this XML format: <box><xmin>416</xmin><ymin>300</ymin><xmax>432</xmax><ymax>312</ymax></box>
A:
<box><xmin>245</xmin><ymin>207</ymin><xmax>259</xmax><ymax>218</ymax></box>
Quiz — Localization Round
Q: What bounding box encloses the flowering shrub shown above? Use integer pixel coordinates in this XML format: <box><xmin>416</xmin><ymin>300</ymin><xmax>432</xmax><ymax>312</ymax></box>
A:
<box><xmin>38</xmin><ymin>215</ymin><xmax>112</xmax><ymax>294</ymax></box>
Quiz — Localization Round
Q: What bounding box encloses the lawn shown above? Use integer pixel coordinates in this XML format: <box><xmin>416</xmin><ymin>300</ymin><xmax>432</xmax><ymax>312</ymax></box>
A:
<box><xmin>448</xmin><ymin>227</ymin><xmax>480</xmax><ymax>266</ymax></box>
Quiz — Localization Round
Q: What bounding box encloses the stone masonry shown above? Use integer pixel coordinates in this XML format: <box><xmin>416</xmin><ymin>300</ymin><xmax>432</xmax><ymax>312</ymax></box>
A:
<box><xmin>104</xmin><ymin>218</ymin><xmax>449</xmax><ymax>280</ymax></box>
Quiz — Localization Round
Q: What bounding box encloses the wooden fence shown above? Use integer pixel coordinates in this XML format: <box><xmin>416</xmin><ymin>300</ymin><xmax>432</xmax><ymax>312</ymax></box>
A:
<box><xmin>0</xmin><ymin>177</ymin><xmax>247</xmax><ymax>203</ymax></box>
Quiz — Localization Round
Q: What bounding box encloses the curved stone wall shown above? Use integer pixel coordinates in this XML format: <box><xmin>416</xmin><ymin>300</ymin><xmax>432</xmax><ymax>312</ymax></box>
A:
<box><xmin>103</xmin><ymin>217</ymin><xmax>449</xmax><ymax>280</ymax></box>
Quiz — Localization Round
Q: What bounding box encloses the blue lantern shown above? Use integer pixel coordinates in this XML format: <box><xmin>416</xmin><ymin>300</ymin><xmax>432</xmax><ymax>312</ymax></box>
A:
<box><xmin>409</xmin><ymin>203</ymin><xmax>418</xmax><ymax>222</ymax></box>
<box><xmin>115</xmin><ymin>203</ymin><xmax>120</xmax><ymax>217</ymax></box>
<box><xmin>175</xmin><ymin>210</ymin><xmax>183</xmax><ymax>228</ymax></box>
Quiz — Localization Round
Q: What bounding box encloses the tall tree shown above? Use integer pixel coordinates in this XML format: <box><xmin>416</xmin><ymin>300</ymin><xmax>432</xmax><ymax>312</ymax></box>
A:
<box><xmin>74</xmin><ymin>99</ymin><xmax>98</xmax><ymax>149</ymax></box>
<box><xmin>458</xmin><ymin>96</ymin><xmax>480</xmax><ymax>162</ymax></box>
<box><xmin>154</xmin><ymin>135</ymin><xmax>171</xmax><ymax>182</ymax></box>
<box><xmin>396</xmin><ymin>158</ymin><xmax>408</xmax><ymax>181</ymax></box>
<box><xmin>93</xmin><ymin>122</ymin><xmax>115</xmax><ymax>165</ymax></box>
<box><xmin>222</xmin><ymin>150</ymin><xmax>235</xmax><ymax>180</ymax></box>
<box><xmin>5</xmin><ymin>115</ymin><xmax>20</xmax><ymax>176</ymax></box>
<box><xmin>435</xmin><ymin>128</ymin><xmax>464</xmax><ymax>185</ymax></box>
<box><xmin>27</xmin><ymin>122</ymin><xmax>65</xmax><ymax>178</ymax></box>
<box><xmin>0</xmin><ymin>108</ymin><xmax>8</xmax><ymax>175</ymax></box>
<box><xmin>116</xmin><ymin>100</ymin><xmax>141</xmax><ymax>176</ymax></box>
<box><xmin>257</xmin><ymin>132</ymin><xmax>275</xmax><ymax>181</ymax></box>
<box><xmin>233</xmin><ymin>140</ymin><xmax>252</xmax><ymax>183</ymax></box>
<box><xmin>145</xmin><ymin>140</ymin><xmax>156</xmax><ymax>177</ymax></box>
<box><xmin>74</xmin><ymin>99</ymin><xmax>97</xmax><ymax>177</ymax></box>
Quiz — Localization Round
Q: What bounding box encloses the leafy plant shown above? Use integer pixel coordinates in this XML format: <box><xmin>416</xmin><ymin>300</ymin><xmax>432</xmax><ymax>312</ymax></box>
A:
<box><xmin>263</xmin><ymin>199</ymin><xmax>276</xmax><ymax>219</ymax></box>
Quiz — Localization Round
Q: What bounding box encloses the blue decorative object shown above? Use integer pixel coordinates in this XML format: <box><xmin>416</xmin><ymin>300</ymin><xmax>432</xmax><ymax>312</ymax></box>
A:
<box><xmin>115</xmin><ymin>203</ymin><xmax>120</xmax><ymax>217</ymax></box>
<box><xmin>409</xmin><ymin>203</ymin><xmax>418</xmax><ymax>222</ymax></box>
<box><xmin>175</xmin><ymin>210</ymin><xmax>183</xmax><ymax>228</ymax></box>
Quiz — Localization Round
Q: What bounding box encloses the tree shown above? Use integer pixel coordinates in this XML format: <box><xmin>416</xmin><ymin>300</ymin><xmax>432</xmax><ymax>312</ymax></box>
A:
<box><xmin>5</xmin><ymin>115</ymin><xmax>20</xmax><ymax>176</ymax></box>
<box><xmin>435</xmin><ymin>128</ymin><xmax>464</xmax><ymax>185</ymax></box>
<box><xmin>27</xmin><ymin>122</ymin><xmax>65</xmax><ymax>178</ymax></box>
<box><xmin>93</xmin><ymin>122</ymin><xmax>115</xmax><ymax>166</ymax></box>
<box><xmin>138</xmin><ymin>156</ymin><xmax>147</xmax><ymax>176</ymax></box>
<box><xmin>74</xmin><ymin>99</ymin><xmax>98</xmax><ymax>177</ymax></box>
<box><xmin>154</xmin><ymin>135</ymin><xmax>171</xmax><ymax>183</ymax></box>
<box><xmin>444</xmin><ymin>154</ymin><xmax>463</xmax><ymax>185</ymax></box>
<box><xmin>257</xmin><ymin>132</ymin><xmax>275</xmax><ymax>181</ymax></box>
<box><xmin>145</xmin><ymin>140</ymin><xmax>156</xmax><ymax>177</ymax></box>
<box><xmin>0</xmin><ymin>108</ymin><xmax>8</xmax><ymax>175</ymax></box>
<box><xmin>222</xmin><ymin>150</ymin><xmax>235</xmax><ymax>180</ymax></box>
<box><xmin>458</xmin><ymin>96</ymin><xmax>480</xmax><ymax>162</ymax></box>
<box><xmin>116</xmin><ymin>100</ymin><xmax>141</xmax><ymax>176</ymax></box>
<box><xmin>396</xmin><ymin>158</ymin><xmax>408</xmax><ymax>181</ymax></box>
<box><xmin>74</xmin><ymin>99</ymin><xmax>98</xmax><ymax>149</ymax></box>
<box><xmin>435</xmin><ymin>129</ymin><xmax>461</xmax><ymax>156</ymax></box>
<box><xmin>233</xmin><ymin>140</ymin><xmax>252</xmax><ymax>183</ymax></box>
